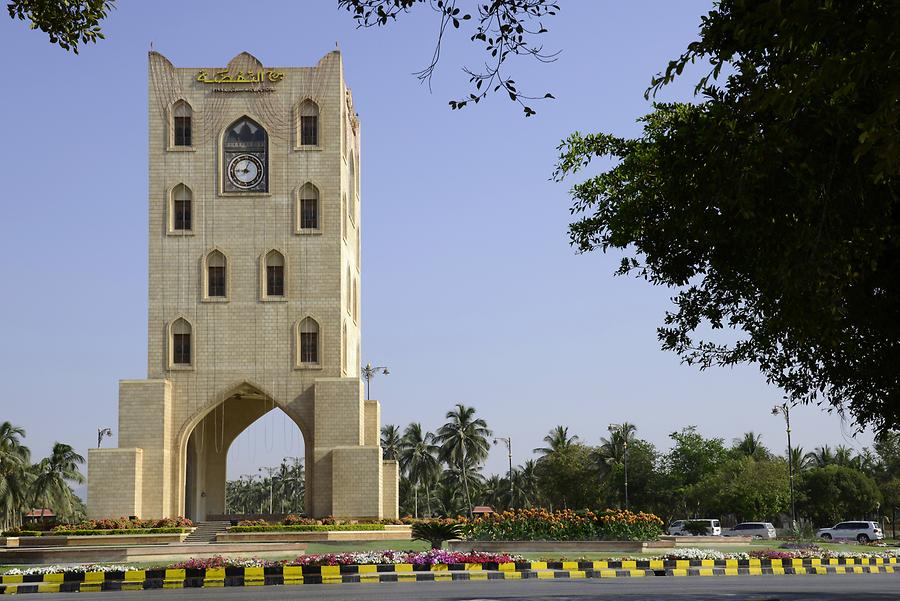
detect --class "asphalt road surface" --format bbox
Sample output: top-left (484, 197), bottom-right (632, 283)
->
top-left (35, 573), bottom-right (900, 600)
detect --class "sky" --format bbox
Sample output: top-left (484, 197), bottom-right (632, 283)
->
top-left (0, 1), bottom-right (874, 497)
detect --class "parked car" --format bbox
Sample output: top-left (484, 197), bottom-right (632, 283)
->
top-left (817, 521), bottom-right (883, 543)
top-left (667, 519), bottom-right (721, 536)
top-left (723, 522), bottom-right (777, 540)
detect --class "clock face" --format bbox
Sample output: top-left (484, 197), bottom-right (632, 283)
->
top-left (227, 154), bottom-right (264, 189)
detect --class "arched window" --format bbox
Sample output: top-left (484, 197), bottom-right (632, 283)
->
top-left (299, 318), bottom-right (319, 364)
top-left (341, 194), bottom-right (347, 239)
top-left (173, 101), bottom-right (192, 147)
top-left (171, 318), bottom-right (192, 366)
top-left (265, 250), bottom-right (285, 297)
top-left (171, 184), bottom-right (192, 232)
top-left (206, 250), bottom-right (227, 298)
top-left (298, 183), bottom-right (319, 230)
top-left (299, 100), bottom-right (319, 146)
top-left (223, 117), bottom-right (268, 193)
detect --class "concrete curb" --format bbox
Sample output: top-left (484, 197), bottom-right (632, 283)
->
top-left (0, 561), bottom-right (896, 593)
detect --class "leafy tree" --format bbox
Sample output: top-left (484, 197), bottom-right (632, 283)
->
top-left (435, 404), bottom-right (492, 516)
top-left (534, 442), bottom-right (597, 510)
top-left (339, 0), bottom-right (559, 115)
top-left (661, 427), bottom-right (728, 516)
top-left (696, 457), bottom-right (790, 523)
top-left (554, 0), bottom-right (900, 433)
top-left (380, 424), bottom-right (402, 460)
top-left (7, 0), bottom-right (114, 53)
top-left (798, 465), bottom-right (882, 527)
top-left (533, 425), bottom-right (579, 457)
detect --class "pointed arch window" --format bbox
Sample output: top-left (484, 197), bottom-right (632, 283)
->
top-left (299, 318), bottom-right (320, 365)
top-left (342, 321), bottom-right (348, 374)
top-left (346, 265), bottom-right (352, 315)
top-left (298, 183), bottom-right (319, 231)
top-left (352, 276), bottom-right (358, 323)
top-left (266, 250), bottom-right (285, 297)
top-left (170, 318), bottom-right (192, 366)
top-left (299, 100), bottom-right (319, 146)
top-left (223, 117), bottom-right (268, 193)
top-left (170, 184), bottom-right (192, 232)
top-left (206, 250), bottom-right (227, 298)
top-left (173, 101), bottom-right (192, 147)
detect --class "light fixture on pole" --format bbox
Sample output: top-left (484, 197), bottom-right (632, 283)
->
top-left (623, 436), bottom-right (629, 511)
top-left (97, 427), bottom-right (112, 449)
top-left (259, 466), bottom-right (278, 515)
top-left (493, 437), bottom-right (513, 507)
top-left (772, 401), bottom-right (797, 531)
top-left (361, 363), bottom-right (390, 400)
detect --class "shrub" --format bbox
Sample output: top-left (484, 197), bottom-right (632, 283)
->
top-left (683, 521), bottom-right (711, 536)
top-left (461, 508), bottom-right (664, 541)
top-left (228, 524), bottom-right (386, 533)
top-left (411, 521), bottom-right (463, 549)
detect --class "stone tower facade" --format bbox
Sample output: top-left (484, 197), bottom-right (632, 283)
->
top-left (87, 51), bottom-right (398, 521)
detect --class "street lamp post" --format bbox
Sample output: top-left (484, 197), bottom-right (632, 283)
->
top-left (259, 466), bottom-right (278, 515)
top-left (361, 363), bottom-right (390, 400)
top-left (240, 474), bottom-right (257, 515)
top-left (97, 427), bottom-right (112, 448)
top-left (283, 456), bottom-right (302, 513)
top-left (772, 402), bottom-right (797, 531)
top-left (623, 437), bottom-right (629, 511)
top-left (493, 437), bottom-right (513, 507)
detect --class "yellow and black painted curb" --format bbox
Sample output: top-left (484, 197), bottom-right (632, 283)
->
top-left (0, 558), bottom-right (896, 593)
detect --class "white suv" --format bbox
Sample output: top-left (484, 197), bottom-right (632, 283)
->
top-left (817, 521), bottom-right (883, 543)
top-left (667, 519), bottom-right (721, 536)
top-left (724, 522), bottom-right (777, 540)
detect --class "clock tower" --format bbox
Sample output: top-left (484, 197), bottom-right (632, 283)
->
top-left (86, 51), bottom-right (398, 521)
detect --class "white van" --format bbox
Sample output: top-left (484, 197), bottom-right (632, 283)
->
top-left (667, 519), bottom-right (722, 536)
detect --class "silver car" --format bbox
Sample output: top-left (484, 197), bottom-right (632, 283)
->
top-left (817, 521), bottom-right (883, 543)
top-left (724, 522), bottom-right (777, 540)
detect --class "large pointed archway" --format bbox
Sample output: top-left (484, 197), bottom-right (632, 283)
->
top-left (180, 382), bottom-right (310, 521)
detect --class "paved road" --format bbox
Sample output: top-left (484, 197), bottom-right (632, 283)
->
top-left (35, 573), bottom-right (900, 600)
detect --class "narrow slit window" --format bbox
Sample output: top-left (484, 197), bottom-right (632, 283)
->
top-left (207, 251), bottom-right (226, 297)
top-left (173, 101), bottom-right (192, 147)
top-left (266, 251), bottom-right (285, 297)
top-left (299, 318), bottom-right (319, 364)
top-left (299, 100), bottom-right (319, 146)
top-left (172, 319), bottom-right (192, 365)
top-left (173, 184), bottom-right (192, 231)
top-left (299, 183), bottom-right (319, 229)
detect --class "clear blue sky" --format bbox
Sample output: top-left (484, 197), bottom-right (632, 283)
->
top-left (0, 1), bottom-right (872, 492)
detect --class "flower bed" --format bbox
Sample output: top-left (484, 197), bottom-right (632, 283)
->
top-left (166, 550), bottom-right (523, 569)
top-left (54, 517), bottom-right (193, 532)
top-left (461, 508), bottom-right (664, 541)
top-left (2, 527), bottom-right (191, 537)
top-left (228, 524), bottom-right (386, 533)
top-left (2, 564), bottom-right (136, 576)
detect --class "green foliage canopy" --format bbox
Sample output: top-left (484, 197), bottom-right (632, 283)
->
top-left (7, 0), bottom-right (114, 53)
top-left (554, 0), bottom-right (900, 433)
top-left (798, 465), bottom-right (882, 526)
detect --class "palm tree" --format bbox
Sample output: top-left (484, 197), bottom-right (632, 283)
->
top-left (533, 426), bottom-right (579, 457)
top-left (398, 423), bottom-right (441, 518)
top-left (435, 404), bottom-right (492, 517)
top-left (0, 422), bottom-right (30, 530)
top-left (518, 459), bottom-right (541, 507)
top-left (381, 425), bottom-right (401, 461)
top-left (788, 446), bottom-right (815, 473)
top-left (595, 422), bottom-right (636, 474)
top-left (30, 443), bottom-right (84, 521)
top-left (733, 431), bottom-right (768, 460)
top-left (834, 445), bottom-right (854, 467)
top-left (806, 445), bottom-right (835, 468)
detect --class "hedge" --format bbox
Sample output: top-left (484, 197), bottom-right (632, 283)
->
top-left (3, 528), bottom-right (191, 537)
top-left (229, 524), bottom-right (386, 533)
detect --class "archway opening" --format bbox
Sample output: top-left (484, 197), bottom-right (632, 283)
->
top-left (183, 384), bottom-right (308, 522)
